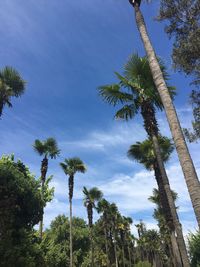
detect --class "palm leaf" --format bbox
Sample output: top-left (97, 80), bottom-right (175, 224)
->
top-left (98, 84), bottom-right (133, 106)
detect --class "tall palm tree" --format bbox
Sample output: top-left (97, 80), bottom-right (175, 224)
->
top-left (98, 54), bottom-right (189, 267)
top-left (97, 198), bottom-right (111, 267)
top-left (60, 157), bottom-right (86, 267)
top-left (33, 138), bottom-right (60, 239)
top-left (0, 66), bottom-right (25, 117)
top-left (128, 137), bottom-right (183, 266)
top-left (128, 0), bottom-right (200, 229)
top-left (83, 187), bottom-right (103, 267)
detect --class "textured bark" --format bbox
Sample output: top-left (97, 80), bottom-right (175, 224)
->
top-left (131, 1), bottom-right (200, 228)
top-left (39, 156), bottom-right (48, 239)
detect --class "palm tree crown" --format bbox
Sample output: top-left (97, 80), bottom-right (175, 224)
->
top-left (60, 157), bottom-right (86, 177)
top-left (83, 187), bottom-right (103, 211)
top-left (33, 138), bottom-right (60, 159)
top-left (0, 66), bottom-right (25, 116)
top-left (98, 54), bottom-right (175, 121)
top-left (127, 136), bottom-right (174, 170)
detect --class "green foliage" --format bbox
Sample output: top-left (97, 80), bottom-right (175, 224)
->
top-left (42, 215), bottom-right (90, 267)
top-left (0, 155), bottom-right (42, 230)
top-left (183, 90), bottom-right (200, 142)
top-left (0, 155), bottom-right (43, 267)
top-left (158, 0), bottom-right (200, 85)
top-left (42, 175), bottom-right (55, 204)
top-left (0, 66), bottom-right (25, 116)
top-left (188, 231), bottom-right (200, 267)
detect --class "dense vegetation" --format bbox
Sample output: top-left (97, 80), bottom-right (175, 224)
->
top-left (0, 0), bottom-right (200, 266)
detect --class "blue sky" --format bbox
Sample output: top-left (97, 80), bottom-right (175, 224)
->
top-left (0, 0), bottom-right (199, 236)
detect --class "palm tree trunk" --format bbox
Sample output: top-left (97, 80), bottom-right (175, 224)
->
top-left (104, 226), bottom-right (110, 267)
top-left (69, 198), bottom-right (73, 267)
top-left (130, 0), bottom-right (200, 228)
top-left (39, 178), bottom-right (44, 239)
top-left (154, 162), bottom-right (183, 267)
top-left (113, 237), bottom-right (119, 267)
top-left (113, 222), bottom-right (119, 267)
top-left (39, 156), bottom-right (48, 239)
top-left (122, 245), bottom-right (125, 267)
top-left (170, 231), bottom-right (183, 267)
top-left (69, 175), bottom-right (74, 267)
top-left (152, 134), bottom-right (189, 267)
top-left (87, 205), bottom-right (94, 267)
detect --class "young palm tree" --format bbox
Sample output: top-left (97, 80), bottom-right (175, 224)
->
top-left (33, 138), bottom-right (60, 239)
top-left (83, 187), bottom-right (103, 267)
top-left (0, 66), bottom-right (25, 117)
top-left (60, 157), bottom-right (86, 267)
top-left (128, 137), bottom-right (183, 266)
top-left (98, 54), bottom-right (189, 266)
top-left (128, 0), bottom-right (200, 229)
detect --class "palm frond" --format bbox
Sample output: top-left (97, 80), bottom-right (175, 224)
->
top-left (115, 104), bottom-right (137, 120)
top-left (33, 139), bottom-right (46, 156)
top-left (0, 66), bottom-right (25, 96)
top-left (45, 138), bottom-right (60, 159)
top-left (98, 84), bottom-right (133, 106)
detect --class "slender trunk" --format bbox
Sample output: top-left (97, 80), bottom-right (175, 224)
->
top-left (130, 1), bottom-right (200, 228)
top-left (90, 226), bottom-right (94, 267)
top-left (122, 245), bottom-right (125, 267)
top-left (104, 226), bottom-right (110, 267)
top-left (152, 134), bottom-right (189, 267)
top-left (88, 204), bottom-right (94, 267)
top-left (39, 178), bottom-right (44, 239)
top-left (113, 221), bottom-right (119, 267)
top-left (39, 156), bottom-right (48, 239)
top-left (127, 238), bottom-right (132, 267)
top-left (69, 175), bottom-right (74, 267)
top-left (69, 198), bottom-right (73, 267)
top-left (113, 237), bottom-right (119, 267)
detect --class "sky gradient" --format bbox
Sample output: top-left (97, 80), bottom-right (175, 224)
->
top-left (0, 0), bottom-right (199, 236)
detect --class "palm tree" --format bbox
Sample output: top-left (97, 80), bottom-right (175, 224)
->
top-left (83, 187), bottom-right (103, 267)
top-left (109, 203), bottom-right (120, 267)
top-left (98, 54), bottom-right (189, 266)
top-left (128, 0), bottom-right (200, 230)
top-left (97, 198), bottom-right (111, 267)
top-left (128, 137), bottom-right (183, 266)
top-left (0, 66), bottom-right (25, 117)
top-left (60, 157), bottom-right (86, 267)
top-left (33, 138), bottom-right (60, 239)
